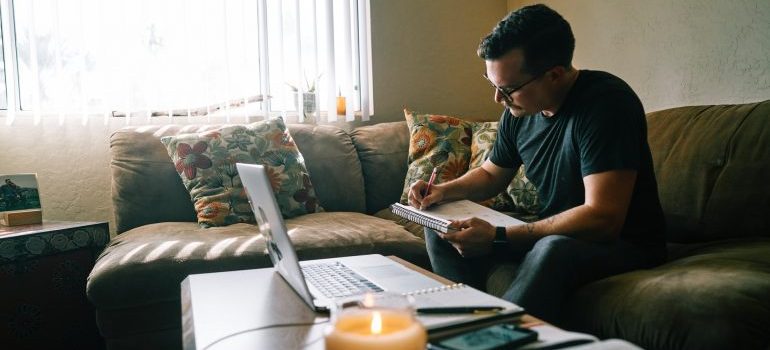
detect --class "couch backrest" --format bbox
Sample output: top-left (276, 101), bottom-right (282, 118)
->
top-left (110, 123), bottom-right (365, 233)
top-left (350, 121), bottom-right (410, 214)
top-left (647, 100), bottom-right (770, 243)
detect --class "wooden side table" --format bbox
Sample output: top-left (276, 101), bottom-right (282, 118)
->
top-left (0, 221), bottom-right (109, 350)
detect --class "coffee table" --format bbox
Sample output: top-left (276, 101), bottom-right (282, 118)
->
top-left (181, 256), bottom-right (543, 350)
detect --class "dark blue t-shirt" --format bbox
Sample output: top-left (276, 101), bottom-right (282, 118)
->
top-left (489, 70), bottom-right (665, 246)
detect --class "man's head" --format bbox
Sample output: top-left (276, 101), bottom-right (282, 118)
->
top-left (478, 4), bottom-right (576, 117)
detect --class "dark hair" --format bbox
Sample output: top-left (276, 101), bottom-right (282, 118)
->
top-left (477, 4), bottom-right (575, 75)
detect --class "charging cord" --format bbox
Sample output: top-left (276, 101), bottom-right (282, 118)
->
top-left (202, 318), bottom-right (330, 350)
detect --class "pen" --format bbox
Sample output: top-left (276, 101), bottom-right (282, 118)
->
top-left (416, 306), bottom-right (504, 314)
top-left (423, 166), bottom-right (439, 197)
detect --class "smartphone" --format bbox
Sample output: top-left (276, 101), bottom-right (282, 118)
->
top-left (429, 324), bottom-right (538, 350)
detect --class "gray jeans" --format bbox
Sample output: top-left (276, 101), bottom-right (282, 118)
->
top-left (424, 228), bottom-right (665, 322)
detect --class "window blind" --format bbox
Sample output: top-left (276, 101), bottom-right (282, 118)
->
top-left (2, 0), bottom-right (372, 126)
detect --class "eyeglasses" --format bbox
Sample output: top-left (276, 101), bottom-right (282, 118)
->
top-left (482, 70), bottom-right (547, 103)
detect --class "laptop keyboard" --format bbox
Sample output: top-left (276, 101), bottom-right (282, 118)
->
top-left (302, 262), bottom-right (384, 298)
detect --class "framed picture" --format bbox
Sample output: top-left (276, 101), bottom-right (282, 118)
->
top-left (0, 173), bottom-right (41, 213)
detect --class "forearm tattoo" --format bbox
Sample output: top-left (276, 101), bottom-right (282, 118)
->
top-left (526, 222), bottom-right (535, 235)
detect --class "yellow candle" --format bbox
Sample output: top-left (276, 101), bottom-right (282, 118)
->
top-left (336, 95), bottom-right (347, 116)
top-left (325, 309), bottom-right (426, 350)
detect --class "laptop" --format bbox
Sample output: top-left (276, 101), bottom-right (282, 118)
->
top-left (236, 163), bottom-right (443, 312)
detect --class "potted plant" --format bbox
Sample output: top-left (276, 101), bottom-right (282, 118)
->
top-left (287, 72), bottom-right (322, 124)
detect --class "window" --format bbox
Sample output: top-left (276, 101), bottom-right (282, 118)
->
top-left (1, 0), bottom-right (372, 124)
top-left (0, 15), bottom-right (6, 110)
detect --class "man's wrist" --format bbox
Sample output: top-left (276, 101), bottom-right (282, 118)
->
top-left (492, 226), bottom-right (508, 254)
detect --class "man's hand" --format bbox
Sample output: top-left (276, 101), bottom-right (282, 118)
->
top-left (408, 180), bottom-right (445, 210)
top-left (441, 217), bottom-right (496, 257)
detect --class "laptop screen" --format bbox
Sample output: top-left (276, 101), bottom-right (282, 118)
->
top-left (236, 163), bottom-right (318, 309)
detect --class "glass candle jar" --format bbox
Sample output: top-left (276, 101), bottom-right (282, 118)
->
top-left (324, 292), bottom-right (426, 350)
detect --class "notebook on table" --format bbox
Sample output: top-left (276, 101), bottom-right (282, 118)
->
top-left (390, 200), bottom-right (525, 233)
top-left (236, 163), bottom-right (524, 335)
top-left (406, 283), bottom-right (524, 338)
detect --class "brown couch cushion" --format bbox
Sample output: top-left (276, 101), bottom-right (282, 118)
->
top-left (87, 212), bottom-right (429, 344)
top-left (647, 100), bottom-right (770, 242)
top-left (110, 123), bottom-right (366, 233)
top-left (562, 238), bottom-right (770, 350)
top-left (289, 124), bottom-right (367, 213)
top-left (350, 121), bottom-right (411, 214)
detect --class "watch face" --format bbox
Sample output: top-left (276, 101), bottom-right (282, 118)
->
top-left (495, 227), bottom-right (507, 243)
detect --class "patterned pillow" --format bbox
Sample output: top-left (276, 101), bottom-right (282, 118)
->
top-left (470, 122), bottom-right (516, 211)
top-left (160, 118), bottom-right (323, 228)
top-left (471, 121), bottom-right (540, 215)
top-left (400, 109), bottom-right (473, 204)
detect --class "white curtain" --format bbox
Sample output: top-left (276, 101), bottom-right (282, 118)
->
top-left (3, 0), bottom-right (372, 126)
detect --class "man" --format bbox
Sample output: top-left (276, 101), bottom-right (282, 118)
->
top-left (1, 179), bottom-right (22, 208)
top-left (408, 4), bottom-right (666, 322)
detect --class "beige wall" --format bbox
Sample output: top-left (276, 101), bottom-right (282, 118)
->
top-left (370, 0), bottom-right (507, 122)
top-left (0, 0), bottom-right (508, 234)
top-left (508, 0), bottom-right (770, 112)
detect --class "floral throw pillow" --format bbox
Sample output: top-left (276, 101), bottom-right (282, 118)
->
top-left (471, 121), bottom-right (540, 215)
top-left (470, 122), bottom-right (516, 211)
top-left (400, 109), bottom-right (473, 204)
top-left (160, 118), bottom-right (323, 228)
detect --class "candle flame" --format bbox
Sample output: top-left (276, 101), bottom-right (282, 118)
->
top-left (371, 311), bottom-right (382, 334)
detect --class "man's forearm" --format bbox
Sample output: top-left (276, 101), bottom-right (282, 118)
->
top-left (509, 204), bottom-right (624, 243)
top-left (439, 167), bottom-right (510, 202)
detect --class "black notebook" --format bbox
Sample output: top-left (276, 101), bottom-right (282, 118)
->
top-left (390, 200), bottom-right (525, 233)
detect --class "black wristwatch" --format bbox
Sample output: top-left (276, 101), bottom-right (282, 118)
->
top-left (493, 226), bottom-right (508, 252)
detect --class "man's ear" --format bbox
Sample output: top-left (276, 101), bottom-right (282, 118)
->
top-left (546, 66), bottom-right (567, 82)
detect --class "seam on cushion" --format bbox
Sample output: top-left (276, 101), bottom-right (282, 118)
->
top-left (658, 106), bottom-right (711, 168)
top-left (700, 102), bottom-right (762, 228)
top-left (697, 104), bottom-right (758, 234)
top-left (692, 107), bottom-right (731, 227)
top-left (723, 102), bottom-right (761, 161)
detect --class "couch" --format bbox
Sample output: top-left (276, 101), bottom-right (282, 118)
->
top-left (87, 100), bottom-right (770, 350)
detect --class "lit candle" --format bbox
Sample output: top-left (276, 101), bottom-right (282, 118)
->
top-left (325, 309), bottom-right (427, 350)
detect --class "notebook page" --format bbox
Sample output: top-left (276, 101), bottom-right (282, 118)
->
top-left (406, 284), bottom-right (524, 331)
top-left (424, 200), bottom-right (525, 227)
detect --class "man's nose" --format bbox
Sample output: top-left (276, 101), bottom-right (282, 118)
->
top-left (493, 89), bottom-right (505, 104)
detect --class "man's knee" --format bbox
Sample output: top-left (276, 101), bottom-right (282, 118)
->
top-left (424, 228), bottom-right (440, 246)
top-left (424, 228), bottom-right (450, 253)
top-left (528, 235), bottom-right (580, 263)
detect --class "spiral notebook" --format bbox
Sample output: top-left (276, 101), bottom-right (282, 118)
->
top-left (405, 283), bottom-right (525, 338)
top-left (391, 200), bottom-right (525, 233)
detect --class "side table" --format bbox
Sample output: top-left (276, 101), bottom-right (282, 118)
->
top-left (0, 221), bottom-right (109, 350)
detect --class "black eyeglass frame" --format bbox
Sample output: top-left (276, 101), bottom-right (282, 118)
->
top-left (482, 69), bottom-right (550, 102)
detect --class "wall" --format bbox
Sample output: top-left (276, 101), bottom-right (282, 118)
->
top-left (0, 0), bottom-right (508, 234)
top-left (508, 0), bottom-right (770, 112)
top-left (370, 0), bottom-right (507, 122)
top-left (0, 118), bottom-right (114, 229)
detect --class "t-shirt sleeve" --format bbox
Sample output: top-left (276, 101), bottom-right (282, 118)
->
top-left (489, 109), bottom-right (523, 169)
top-left (576, 92), bottom-right (645, 177)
